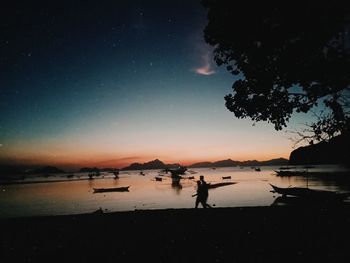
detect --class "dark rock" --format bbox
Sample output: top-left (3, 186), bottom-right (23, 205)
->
top-left (289, 134), bottom-right (350, 165)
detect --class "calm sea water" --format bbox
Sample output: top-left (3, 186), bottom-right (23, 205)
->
top-left (1, 165), bottom-right (349, 218)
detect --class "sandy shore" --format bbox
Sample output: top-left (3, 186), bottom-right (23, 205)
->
top-left (1, 205), bottom-right (350, 262)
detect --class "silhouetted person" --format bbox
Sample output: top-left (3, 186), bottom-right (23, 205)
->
top-left (193, 177), bottom-right (211, 208)
top-left (193, 180), bottom-right (203, 208)
top-left (199, 175), bottom-right (211, 208)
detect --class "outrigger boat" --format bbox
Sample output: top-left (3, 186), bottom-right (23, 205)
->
top-left (270, 184), bottom-right (350, 201)
top-left (93, 186), bottom-right (130, 193)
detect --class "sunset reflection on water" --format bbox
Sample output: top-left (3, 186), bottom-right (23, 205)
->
top-left (0, 165), bottom-right (349, 218)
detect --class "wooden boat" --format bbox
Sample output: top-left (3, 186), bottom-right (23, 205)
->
top-left (208, 182), bottom-right (236, 189)
top-left (183, 176), bottom-right (195, 180)
top-left (171, 175), bottom-right (181, 183)
top-left (270, 184), bottom-right (350, 201)
top-left (222, 176), bottom-right (232, 180)
top-left (93, 186), bottom-right (130, 193)
top-left (155, 177), bottom-right (163, 181)
top-left (278, 166), bottom-right (296, 170)
top-left (274, 170), bottom-right (307, 176)
top-left (255, 167), bottom-right (261, 172)
top-left (113, 172), bottom-right (119, 179)
top-left (166, 166), bottom-right (187, 177)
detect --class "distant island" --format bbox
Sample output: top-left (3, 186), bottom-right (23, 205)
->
top-left (188, 158), bottom-right (289, 168)
top-left (121, 158), bottom-right (289, 171)
top-left (121, 159), bottom-right (181, 171)
top-left (1, 143), bottom-right (349, 179)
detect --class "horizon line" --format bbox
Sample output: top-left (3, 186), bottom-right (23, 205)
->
top-left (0, 156), bottom-right (289, 171)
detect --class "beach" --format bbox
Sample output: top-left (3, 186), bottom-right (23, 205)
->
top-left (1, 205), bottom-right (349, 262)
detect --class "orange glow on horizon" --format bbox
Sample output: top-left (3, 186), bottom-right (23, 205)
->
top-left (0, 126), bottom-right (292, 170)
top-left (0, 151), bottom-right (290, 170)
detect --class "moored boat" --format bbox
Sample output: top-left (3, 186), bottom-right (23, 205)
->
top-left (274, 170), bottom-right (308, 176)
top-left (278, 166), bottom-right (297, 170)
top-left (208, 182), bottom-right (236, 189)
top-left (270, 184), bottom-right (350, 201)
top-left (165, 166), bottom-right (187, 177)
top-left (93, 186), bottom-right (130, 193)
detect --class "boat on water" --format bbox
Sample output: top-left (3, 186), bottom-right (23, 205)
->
top-left (278, 166), bottom-right (296, 170)
top-left (274, 170), bottom-right (308, 176)
top-left (93, 186), bottom-right (130, 193)
top-left (113, 172), bottom-right (119, 179)
top-left (155, 177), bottom-right (163, 181)
top-left (270, 184), bottom-right (350, 201)
top-left (255, 167), bottom-right (261, 172)
top-left (208, 182), bottom-right (236, 189)
top-left (222, 176), bottom-right (232, 180)
top-left (166, 166), bottom-right (187, 177)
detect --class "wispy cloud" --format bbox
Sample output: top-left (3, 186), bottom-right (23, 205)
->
top-left (194, 43), bottom-right (216, 76)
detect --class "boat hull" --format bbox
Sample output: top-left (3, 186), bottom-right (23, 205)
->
top-left (209, 182), bottom-right (236, 189)
top-left (93, 186), bottom-right (130, 193)
top-left (270, 184), bottom-right (350, 201)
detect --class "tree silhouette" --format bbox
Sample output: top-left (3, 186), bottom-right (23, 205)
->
top-left (202, 0), bottom-right (350, 142)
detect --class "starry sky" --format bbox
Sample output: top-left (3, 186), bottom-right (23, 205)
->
top-left (0, 1), bottom-right (313, 169)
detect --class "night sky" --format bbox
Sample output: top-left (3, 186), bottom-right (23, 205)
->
top-left (0, 1), bottom-right (312, 169)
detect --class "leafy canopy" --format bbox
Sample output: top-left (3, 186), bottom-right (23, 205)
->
top-left (202, 0), bottom-right (350, 141)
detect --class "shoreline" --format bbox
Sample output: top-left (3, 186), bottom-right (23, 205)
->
top-left (1, 205), bottom-right (350, 262)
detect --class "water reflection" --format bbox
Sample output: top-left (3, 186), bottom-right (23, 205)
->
top-left (0, 165), bottom-right (349, 218)
top-left (171, 178), bottom-right (183, 194)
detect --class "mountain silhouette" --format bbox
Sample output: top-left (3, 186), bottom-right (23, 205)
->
top-left (122, 159), bottom-right (181, 170)
top-left (122, 158), bottom-right (289, 170)
top-left (189, 158), bottom-right (288, 168)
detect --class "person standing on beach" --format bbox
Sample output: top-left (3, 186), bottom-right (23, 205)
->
top-left (194, 180), bottom-right (204, 208)
top-left (199, 175), bottom-right (211, 208)
top-left (193, 176), bottom-right (211, 208)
